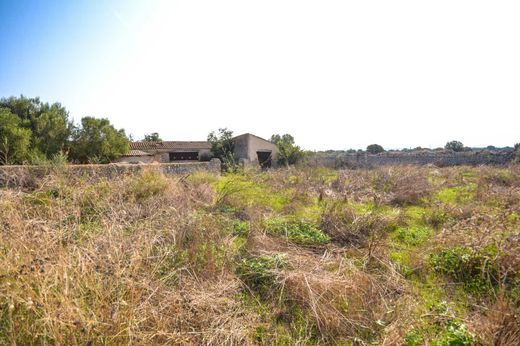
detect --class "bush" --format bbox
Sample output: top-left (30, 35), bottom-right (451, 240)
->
top-left (270, 134), bottom-right (306, 166)
top-left (366, 144), bottom-right (384, 154)
top-left (445, 140), bottom-right (464, 152)
top-left (126, 170), bottom-right (169, 201)
top-left (430, 246), bottom-right (499, 294)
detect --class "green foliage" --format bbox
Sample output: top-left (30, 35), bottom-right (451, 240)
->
top-left (515, 143), bottom-right (520, 162)
top-left (435, 185), bottom-right (475, 205)
top-left (430, 246), bottom-right (498, 294)
top-left (405, 321), bottom-right (474, 346)
top-left (265, 217), bottom-right (330, 245)
top-left (237, 254), bottom-right (287, 292)
top-left (143, 132), bottom-right (162, 142)
top-left (208, 128), bottom-right (236, 171)
top-left (215, 174), bottom-right (290, 212)
top-left (392, 226), bottom-right (431, 246)
top-left (232, 220), bottom-right (250, 237)
top-left (0, 95), bottom-right (73, 158)
top-left (0, 107), bottom-right (32, 164)
top-left (270, 134), bottom-right (306, 166)
top-left (445, 140), bottom-right (464, 152)
top-left (69, 116), bottom-right (129, 163)
top-left (366, 144), bottom-right (385, 154)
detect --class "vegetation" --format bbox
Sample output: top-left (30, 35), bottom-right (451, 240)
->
top-left (208, 128), bottom-right (236, 171)
top-left (0, 95), bottom-right (129, 164)
top-left (366, 143), bottom-right (385, 154)
top-left (270, 133), bottom-right (306, 166)
top-left (1, 165), bottom-right (518, 344)
top-left (0, 107), bottom-right (32, 164)
top-left (143, 132), bottom-right (162, 142)
top-left (445, 140), bottom-right (464, 152)
top-left (69, 117), bottom-right (129, 164)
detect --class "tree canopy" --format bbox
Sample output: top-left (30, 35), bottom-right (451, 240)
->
top-left (0, 96), bottom-right (130, 165)
top-left (208, 128), bottom-right (235, 170)
top-left (366, 144), bottom-right (385, 154)
top-left (0, 108), bottom-right (32, 164)
top-left (445, 140), bottom-right (464, 152)
top-left (144, 132), bottom-right (162, 142)
top-left (0, 95), bottom-right (73, 158)
top-left (270, 134), bottom-right (305, 166)
top-left (69, 117), bottom-right (129, 164)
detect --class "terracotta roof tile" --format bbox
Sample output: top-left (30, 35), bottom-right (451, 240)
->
top-left (130, 141), bottom-right (211, 151)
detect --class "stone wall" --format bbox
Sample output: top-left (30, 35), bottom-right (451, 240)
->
top-left (308, 150), bottom-right (515, 169)
top-left (0, 159), bottom-right (221, 189)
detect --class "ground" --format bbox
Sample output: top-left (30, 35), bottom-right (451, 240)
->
top-left (0, 165), bottom-right (519, 345)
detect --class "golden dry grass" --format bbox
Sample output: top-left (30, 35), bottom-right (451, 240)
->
top-left (0, 165), bottom-right (519, 345)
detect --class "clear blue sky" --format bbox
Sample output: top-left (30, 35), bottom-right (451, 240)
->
top-left (1, 1), bottom-right (519, 150)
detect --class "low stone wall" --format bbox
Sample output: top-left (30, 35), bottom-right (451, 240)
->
top-left (308, 150), bottom-right (515, 169)
top-left (0, 159), bottom-right (221, 189)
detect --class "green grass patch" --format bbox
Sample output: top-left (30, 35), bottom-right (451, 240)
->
top-left (430, 246), bottom-right (499, 295)
top-left (264, 217), bottom-right (330, 245)
top-left (435, 185), bottom-right (475, 205)
top-left (215, 174), bottom-right (291, 211)
top-left (392, 226), bottom-right (431, 246)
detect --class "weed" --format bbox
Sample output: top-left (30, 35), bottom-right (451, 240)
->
top-left (393, 226), bottom-right (431, 246)
top-left (237, 254), bottom-right (287, 292)
top-left (232, 220), bottom-right (250, 237)
top-left (126, 170), bottom-right (168, 201)
top-left (264, 218), bottom-right (330, 245)
top-left (430, 246), bottom-right (499, 294)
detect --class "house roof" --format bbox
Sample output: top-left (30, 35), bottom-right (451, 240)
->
top-left (123, 150), bottom-right (153, 157)
top-left (130, 141), bottom-right (211, 151)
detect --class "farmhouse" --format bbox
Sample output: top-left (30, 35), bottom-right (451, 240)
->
top-left (118, 133), bottom-right (277, 167)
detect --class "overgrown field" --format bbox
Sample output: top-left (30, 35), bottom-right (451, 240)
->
top-left (1, 165), bottom-right (519, 345)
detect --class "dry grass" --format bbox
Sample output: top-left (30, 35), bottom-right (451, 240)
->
top-left (1, 165), bottom-right (519, 345)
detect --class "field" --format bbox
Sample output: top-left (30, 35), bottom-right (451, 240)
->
top-left (1, 165), bottom-right (519, 345)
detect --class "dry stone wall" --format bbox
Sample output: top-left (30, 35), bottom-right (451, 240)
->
top-left (0, 159), bottom-right (221, 189)
top-left (309, 150), bottom-right (515, 169)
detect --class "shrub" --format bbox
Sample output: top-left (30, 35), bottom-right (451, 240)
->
top-left (264, 218), bottom-right (330, 245)
top-left (445, 140), bottom-right (464, 152)
top-left (126, 170), bottom-right (169, 201)
top-left (366, 144), bottom-right (384, 154)
top-left (430, 246), bottom-right (499, 294)
top-left (270, 134), bottom-right (306, 166)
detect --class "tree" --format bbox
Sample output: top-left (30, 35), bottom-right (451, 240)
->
top-left (0, 108), bottom-right (32, 164)
top-left (366, 144), bottom-right (385, 154)
top-left (445, 140), bottom-right (464, 152)
top-left (515, 143), bottom-right (520, 163)
top-left (69, 117), bottom-right (129, 163)
top-left (144, 132), bottom-right (162, 142)
top-left (208, 128), bottom-right (235, 170)
top-left (0, 95), bottom-right (73, 158)
top-left (270, 134), bottom-right (305, 166)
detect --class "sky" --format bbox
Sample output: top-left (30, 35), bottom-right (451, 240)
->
top-left (1, 0), bottom-right (519, 150)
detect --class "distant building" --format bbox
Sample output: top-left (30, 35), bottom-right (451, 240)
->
top-left (118, 133), bottom-right (277, 168)
top-left (116, 150), bottom-right (154, 164)
top-left (233, 133), bottom-right (277, 168)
